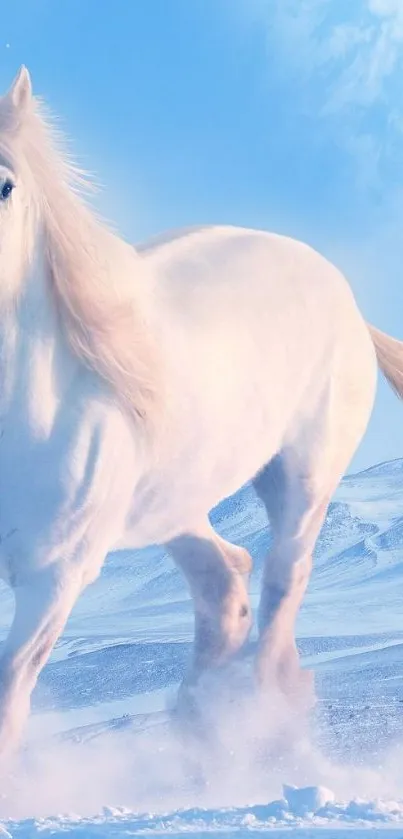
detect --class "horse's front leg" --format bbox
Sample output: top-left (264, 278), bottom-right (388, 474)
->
top-left (0, 562), bottom-right (84, 758)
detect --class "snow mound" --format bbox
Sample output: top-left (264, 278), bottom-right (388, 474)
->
top-left (4, 786), bottom-right (403, 836)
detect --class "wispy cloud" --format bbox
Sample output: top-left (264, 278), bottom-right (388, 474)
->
top-left (257, 0), bottom-right (403, 187)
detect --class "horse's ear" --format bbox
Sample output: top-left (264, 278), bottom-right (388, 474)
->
top-left (7, 66), bottom-right (32, 113)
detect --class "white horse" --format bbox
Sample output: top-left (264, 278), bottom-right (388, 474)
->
top-left (0, 65), bottom-right (400, 755)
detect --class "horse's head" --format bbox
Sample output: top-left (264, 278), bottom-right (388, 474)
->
top-left (0, 67), bottom-right (38, 300)
top-left (0, 67), bottom-right (161, 425)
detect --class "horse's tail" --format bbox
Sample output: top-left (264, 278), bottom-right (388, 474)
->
top-left (368, 323), bottom-right (403, 400)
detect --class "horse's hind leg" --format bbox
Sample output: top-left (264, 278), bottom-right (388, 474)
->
top-left (167, 525), bottom-right (252, 682)
top-left (253, 320), bottom-right (376, 707)
top-left (253, 453), bottom-right (332, 706)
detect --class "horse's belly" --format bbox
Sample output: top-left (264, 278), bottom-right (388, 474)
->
top-left (123, 349), bottom-right (329, 549)
top-left (121, 393), bottom-right (285, 548)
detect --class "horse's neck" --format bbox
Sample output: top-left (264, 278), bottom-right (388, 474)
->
top-left (0, 241), bottom-right (79, 429)
top-left (0, 216), bottom-right (158, 434)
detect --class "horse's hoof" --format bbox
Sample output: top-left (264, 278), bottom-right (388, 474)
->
top-left (255, 657), bottom-right (317, 715)
top-left (171, 682), bottom-right (203, 730)
top-left (279, 667), bottom-right (316, 713)
top-left (299, 668), bottom-right (316, 710)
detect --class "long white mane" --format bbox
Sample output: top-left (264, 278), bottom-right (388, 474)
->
top-left (0, 69), bottom-right (160, 426)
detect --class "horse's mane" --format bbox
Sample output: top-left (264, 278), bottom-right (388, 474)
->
top-left (0, 94), bottom-right (161, 428)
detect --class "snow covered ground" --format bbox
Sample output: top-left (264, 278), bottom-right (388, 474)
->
top-left (2, 459), bottom-right (403, 836)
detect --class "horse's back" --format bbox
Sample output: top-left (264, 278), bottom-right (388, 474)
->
top-left (140, 224), bottom-right (347, 293)
top-left (143, 224), bottom-right (368, 390)
top-left (121, 225), bottom-right (376, 547)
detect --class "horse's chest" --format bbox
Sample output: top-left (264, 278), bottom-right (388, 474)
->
top-left (0, 424), bottom-right (68, 546)
top-left (0, 432), bottom-right (65, 580)
top-left (124, 416), bottom-right (279, 547)
top-left (0, 401), bottom-right (137, 571)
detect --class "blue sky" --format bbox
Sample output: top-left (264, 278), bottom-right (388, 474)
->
top-left (1, 0), bottom-right (403, 471)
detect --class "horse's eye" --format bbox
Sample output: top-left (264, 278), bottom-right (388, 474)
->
top-left (0, 181), bottom-right (14, 201)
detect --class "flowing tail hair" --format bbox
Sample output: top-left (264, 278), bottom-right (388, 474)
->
top-left (368, 324), bottom-right (403, 400)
